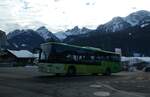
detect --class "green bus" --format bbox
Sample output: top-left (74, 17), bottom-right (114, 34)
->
top-left (37, 42), bottom-right (121, 76)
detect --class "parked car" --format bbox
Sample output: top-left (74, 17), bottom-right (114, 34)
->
top-left (144, 66), bottom-right (150, 72)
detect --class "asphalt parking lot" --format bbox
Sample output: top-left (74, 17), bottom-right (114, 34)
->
top-left (0, 66), bottom-right (150, 97)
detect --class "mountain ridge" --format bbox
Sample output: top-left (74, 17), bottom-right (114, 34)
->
top-left (5, 10), bottom-right (150, 55)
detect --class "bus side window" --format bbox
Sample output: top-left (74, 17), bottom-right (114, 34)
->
top-left (85, 56), bottom-right (90, 60)
top-left (91, 56), bottom-right (95, 60)
top-left (99, 56), bottom-right (103, 60)
top-left (73, 55), bottom-right (78, 61)
top-left (106, 56), bottom-right (109, 60)
top-left (79, 56), bottom-right (82, 60)
top-left (82, 56), bottom-right (85, 60)
top-left (95, 56), bottom-right (98, 60)
top-left (97, 56), bottom-right (101, 60)
top-left (111, 55), bottom-right (120, 61)
top-left (66, 54), bottom-right (71, 58)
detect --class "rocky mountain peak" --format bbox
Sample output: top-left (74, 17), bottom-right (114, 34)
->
top-left (36, 26), bottom-right (60, 42)
top-left (125, 10), bottom-right (150, 26)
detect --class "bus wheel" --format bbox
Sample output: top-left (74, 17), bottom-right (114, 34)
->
top-left (92, 73), bottom-right (98, 76)
top-left (67, 66), bottom-right (76, 76)
top-left (103, 68), bottom-right (111, 76)
top-left (55, 73), bottom-right (60, 76)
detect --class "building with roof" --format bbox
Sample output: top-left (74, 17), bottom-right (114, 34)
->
top-left (0, 49), bottom-right (36, 67)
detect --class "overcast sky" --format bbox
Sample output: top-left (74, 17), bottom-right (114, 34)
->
top-left (0, 0), bottom-right (150, 33)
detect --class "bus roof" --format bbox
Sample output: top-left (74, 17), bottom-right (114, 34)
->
top-left (41, 42), bottom-right (120, 55)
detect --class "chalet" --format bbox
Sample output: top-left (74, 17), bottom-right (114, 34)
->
top-left (0, 50), bottom-right (36, 66)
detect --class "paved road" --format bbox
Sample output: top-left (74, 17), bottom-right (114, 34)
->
top-left (0, 66), bottom-right (150, 97)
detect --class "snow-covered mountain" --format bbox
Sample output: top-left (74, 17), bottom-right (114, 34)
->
top-left (97, 17), bottom-right (131, 32)
top-left (55, 26), bottom-right (91, 40)
top-left (7, 29), bottom-right (45, 51)
top-left (7, 26), bottom-right (61, 50)
top-left (96, 10), bottom-right (150, 33)
top-left (36, 26), bottom-right (60, 41)
top-left (7, 29), bottom-right (23, 39)
top-left (55, 10), bottom-right (150, 39)
top-left (125, 10), bottom-right (150, 26)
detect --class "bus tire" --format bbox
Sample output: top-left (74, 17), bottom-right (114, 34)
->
top-left (55, 73), bottom-right (60, 76)
top-left (103, 68), bottom-right (111, 76)
top-left (92, 73), bottom-right (98, 76)
top-left (67, 66), bottom-right (76, 76)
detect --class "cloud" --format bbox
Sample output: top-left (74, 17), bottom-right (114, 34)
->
top-left (0, 0), bottom-right (150, 33)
